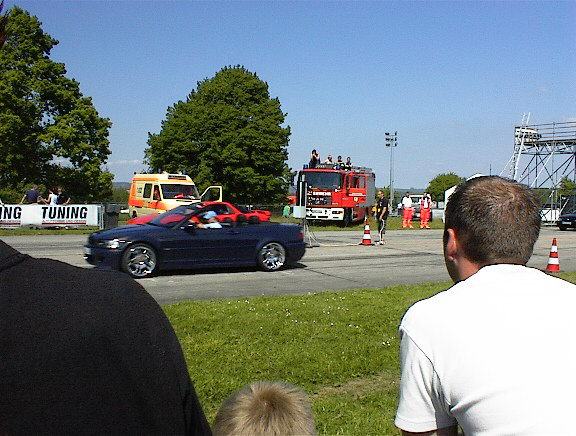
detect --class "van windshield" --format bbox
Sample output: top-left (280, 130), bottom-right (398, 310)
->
top-left (161, 184), bottom-right (200, 200)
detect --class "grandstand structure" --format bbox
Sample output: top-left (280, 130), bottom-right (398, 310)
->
top-left (502, 114), bottom-right (576, 218)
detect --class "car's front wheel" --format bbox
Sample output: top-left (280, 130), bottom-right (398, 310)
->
top-left (257, 242), bottom-right (286, 271)
top-left (558, 225), bottom-right (567, 231)
top-left (122, 243), bottom-right (157, 278)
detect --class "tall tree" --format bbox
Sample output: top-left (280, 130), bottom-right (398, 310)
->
top-left (146, 66), bottom-right (291, 204)
top-left (426, 172), bottom-right (465, 201)
top-left (0, 7), bottom-right (113, 202)
top-left (559, 176), bottom-right (576, 196)
top-left (0, 1), bottom-right (9, 48)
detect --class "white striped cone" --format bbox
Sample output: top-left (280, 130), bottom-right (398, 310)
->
top-left (360, 217), bottom-right (374, 246)
top-left (546, 238), bottom-right (560, 273)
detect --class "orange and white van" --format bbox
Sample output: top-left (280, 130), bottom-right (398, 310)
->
top-left (128, 173), bottom-right (222, 218)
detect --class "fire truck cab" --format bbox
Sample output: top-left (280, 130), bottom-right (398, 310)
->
top-left (298, 164), bottom-right (376, 225)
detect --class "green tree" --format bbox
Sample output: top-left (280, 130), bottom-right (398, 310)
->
top-left (559, 176), bottom-right (576, 196)
top-left (0, 7), bottom-right (113, 202)
top-left (426, 172), bottom-right (465, 202)
top-left (146, 66), bottom-right (291, 204)
top-left (111, 185), bottom-right (129, 203)
top-left (0, 1), bottom-right (9, 48)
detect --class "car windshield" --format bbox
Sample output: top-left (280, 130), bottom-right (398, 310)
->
top-left (236, 205), bottom-right (250, 213)
top-left (161, 184), bottom-right (200, 200)
top-left (149, 204), bottom-right (204, 227)
top-left (303, 171), bottom-right (342, 189)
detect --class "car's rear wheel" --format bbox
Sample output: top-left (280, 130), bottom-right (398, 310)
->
top-left (248, 215), bottom-right (261, 224)
top-left (257, 242), bottom-right (286, 271)
top-left (122, 243), bottom-right (157, 278)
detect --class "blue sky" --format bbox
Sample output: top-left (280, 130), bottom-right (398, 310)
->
top-left (9, 0), bottom-right (576, 187)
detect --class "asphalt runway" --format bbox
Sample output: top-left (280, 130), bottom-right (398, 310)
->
top-left (2, 226), bottom-right (575, 305)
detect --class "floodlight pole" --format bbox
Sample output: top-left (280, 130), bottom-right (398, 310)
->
top-left (385, 131), bottom-right (398, 210)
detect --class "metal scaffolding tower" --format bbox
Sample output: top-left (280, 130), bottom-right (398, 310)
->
top-left (502, 116), bottom-right (576, 218)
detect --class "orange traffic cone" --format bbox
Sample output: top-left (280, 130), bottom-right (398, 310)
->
top-left (359, 216), bottom-right (374, 246)
top-left (546, 238), bottom-right (560, 273)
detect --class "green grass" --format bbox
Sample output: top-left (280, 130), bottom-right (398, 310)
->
top-left (0, 227), bottom-right (99, 236)
top-left (162, 273), bottom-right (575, 435)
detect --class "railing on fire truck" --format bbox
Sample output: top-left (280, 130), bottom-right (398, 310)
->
top-left (307, 163), bottom-right (373, 173)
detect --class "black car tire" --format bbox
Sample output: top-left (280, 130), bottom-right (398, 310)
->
top-left (558, 225), bottom-right (567, 231)
top-left (121, 243), bottom-right (158, 278)
top-left (257, 242), bottom-right (286, 272)
top-left (223, 217), bottom-right (233, 223)
top-left (248, 215), bottom-right (261, 224)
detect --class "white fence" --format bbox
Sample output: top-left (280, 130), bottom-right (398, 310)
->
top-left (0, 204), bottom-right (103, 228)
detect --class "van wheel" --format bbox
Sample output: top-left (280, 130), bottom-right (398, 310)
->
top-left (132, 211), bottom-right (137, 218)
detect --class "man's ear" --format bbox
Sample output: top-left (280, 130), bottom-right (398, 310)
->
top-left (443, 227), bottom-right (461, 282)
top-left (444, 228), bottom-right (458, 261)
top-left (444, 227), bottom-right (479, 282)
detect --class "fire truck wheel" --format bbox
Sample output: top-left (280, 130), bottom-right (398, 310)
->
top-left (257, 242), bottom-right (286, 271)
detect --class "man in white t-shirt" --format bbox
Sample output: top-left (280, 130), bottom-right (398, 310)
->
top-left (395, 176), bottom-right (576, 435)
top-left (401, 192), bottom-right (413, 229)
top-left (196, 210), bottom-right (222, 229)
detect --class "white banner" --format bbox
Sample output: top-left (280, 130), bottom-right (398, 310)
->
top-left (0, 204), bottom-right (102, 228)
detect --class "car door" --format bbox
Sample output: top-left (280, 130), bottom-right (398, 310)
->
top-left (225, 223), bottom-right (261, 262)
top-left (192, 221), bottom-right (261, 264)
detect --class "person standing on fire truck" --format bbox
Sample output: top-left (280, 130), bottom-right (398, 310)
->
top-left (419, 192), bottom-right (432, 229)
top-left (309, 149), bottom-right (320, 168)
top-left (401, 192), bottom-right (414, 229)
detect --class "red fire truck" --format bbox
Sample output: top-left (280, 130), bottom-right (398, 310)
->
top-left (296, 164), bottom-right (376, 225)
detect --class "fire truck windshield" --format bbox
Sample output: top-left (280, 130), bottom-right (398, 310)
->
top-left (303, 172), bottom-right (342, 190)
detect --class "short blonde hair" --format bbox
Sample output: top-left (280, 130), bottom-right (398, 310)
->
top-left (212, 381), bottom-right (316, 436)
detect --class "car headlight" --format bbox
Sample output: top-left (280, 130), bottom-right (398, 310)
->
top-left (103, 238), bottom-right (123, 249)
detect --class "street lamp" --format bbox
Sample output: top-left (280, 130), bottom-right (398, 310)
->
top-left (385, 131), bottom-right (398, 210)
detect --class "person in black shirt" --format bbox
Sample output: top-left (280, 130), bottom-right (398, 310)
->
top-left (375, 190), bottom-right (389, 245)
top-left (309, 149), bottom-right (319, 168)
top-left (56, 186), bottom-right (70, 205)
top-left (0, 239), bottom-right (211, 435)
top-left (344, 156), bottom-right (352, 171)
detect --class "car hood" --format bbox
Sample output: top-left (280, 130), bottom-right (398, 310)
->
top-left (559, 213), bottom-right (576, 219)
top-left (89, 224), bottom-right (166, 240)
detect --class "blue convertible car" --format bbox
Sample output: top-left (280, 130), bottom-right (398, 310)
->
top-left (84, 205), bottom-right (306, 278)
